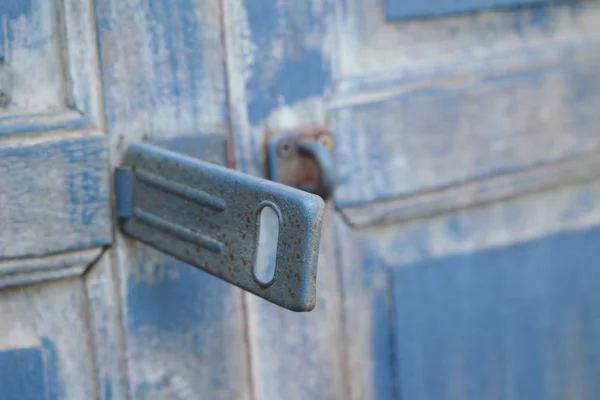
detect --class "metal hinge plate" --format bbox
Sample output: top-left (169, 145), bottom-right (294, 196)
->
top-left (114, 140), bottom-right (325, 311)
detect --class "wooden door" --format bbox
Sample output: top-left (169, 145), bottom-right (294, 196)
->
top-left (225, 0), bottom-right (600, 399)
top-left (0, 1), bottom-right (114, 398)
top-left (3, 0), bottom-right (599, 399)
top-left (327, 0), bottom-right (600, 399)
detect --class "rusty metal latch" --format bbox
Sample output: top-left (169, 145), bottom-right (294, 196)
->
top-left (267, 127), bottom-right (336, 199)
top-left (114, 138), bottom-right (325, 312)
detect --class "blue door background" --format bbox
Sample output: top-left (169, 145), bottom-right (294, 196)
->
top-left (1, 0), bottom-right (599, 399)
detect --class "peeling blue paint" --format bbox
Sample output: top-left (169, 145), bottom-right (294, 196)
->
top-left (243, 1), bottom-right (331, 125)
top-left (391, 225), bottom-right (600, 399)
top-left (0, 338), bottom-right (59, 400)
top-left (2, 0), bottom-right (33, 20)
top-left (126, 257), bottom-right (229, 333)
top-left (334, 58), bottom-right (600, 208)
top-left (246, 49), bottom-right (329, 125)
top-left (146, 0), bottom-right (202, 112)
top-left (102, 377), bottom-right (113, 400)
top-left (372, 288), bottom-right (396, 400)
top-left (0, 135), bottom-right (111, 259)
top-left (2, 0), bottom-right (48, 50)
top-left (41, 337), bottom-right (60, 400)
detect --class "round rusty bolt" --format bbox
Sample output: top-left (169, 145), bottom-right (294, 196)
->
top-left (277, 138), bottom-right (296, 159)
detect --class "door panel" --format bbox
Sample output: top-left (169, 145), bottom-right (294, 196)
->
top-left (0, 0), bottom-right (118, 398)
top-left (339, 180), bottom-right (600, 399)
top-left (0, 279), bottom-right (97, 399)
top-left (331, 2), bottom-right (600, 398)
top-left (0, 137), bottom-right (109, 260)
top-left (391, 226), bottom-right (600, 400)
top-left (0, 0), bottom-right (110, 260)
top-left (0, 0), bottom-right (103, 132)
top-left (1, 0), bottom-right (67, 116)
top-left (332, 1), bottom-right (600, 210)
top-left (333, 59), bottom-right (600, 208)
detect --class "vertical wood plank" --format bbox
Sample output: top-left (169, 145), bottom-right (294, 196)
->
top-left (94, 0), bottom-right (251, 398)
top-left (223, 0), bottom-right (347, 398)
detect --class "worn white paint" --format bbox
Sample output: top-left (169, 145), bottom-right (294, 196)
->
top-left (0, 278), bottom-right (97, 399)
top-left (336, 0), bottom-right (600, 77)
top-left (223, 1), bottom-right (347, 399)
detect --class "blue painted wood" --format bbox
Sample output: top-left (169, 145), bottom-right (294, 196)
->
top-left (391, 225), bottom-right (600, 399)
top-left (0, 0), bottom-right (103, 132)
top-left (226, 0), bottom-right (347, 398)
top-left (0, 135), bottom-right (111, 259)
top-left (332, 58), bottom-right (600, 209)
top-left (85, 255), bottom-right (128, 400)
top-left (0, 1), bottom-right (113, 398)
top-left (229, 0), bottom-right (333, 175)
top-left (0, 279), bottom-right (97, 399)
top-left (0, 346), bottom-right (53, 400)
top-left (337, 182), bottom-right (600, 399)
top-left (95, 0), bottom-right (250, 397)
top-left (386, 0), bottom-right (566, 20)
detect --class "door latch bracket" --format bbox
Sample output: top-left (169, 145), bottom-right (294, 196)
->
top-left (114, 139), bottom-right (325, 311)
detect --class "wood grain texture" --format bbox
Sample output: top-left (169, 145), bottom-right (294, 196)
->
top-left (85, 254), bottom-right (128, 400)
top-left (0, 0), bottom-right (110, 263)
top-left (0, 0), bottom-right (67, 116)
top-left (391, 225), bottom-right (600, 400)
top-left (0, 134), bottom-right (111, 259)
top-left (223, 0), bottom-right (347, 399)
top-left (330, 0), bottom-right (600, 215)
top-left (332, 55), bottom-right (600, 209)
top-left (339, 180), bottom-right (600, 399)
top-left (0, 278), bottom-right (97, 399)
top-left (94, 0), bottom-right (251, 398)
top-left (340, 149), bottom-right (600, 227)
top-left (0, 0), bottom-right (103, 132)
top-left (335, 0), bottom-right (598, 78)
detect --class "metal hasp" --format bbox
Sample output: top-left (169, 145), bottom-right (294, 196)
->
top-left (267, 127), bottom-right (336, 200)
top-left (115, 141), bottom-right (325, 312)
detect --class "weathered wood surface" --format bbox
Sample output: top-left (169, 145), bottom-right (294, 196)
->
top-left (224, 0), bottom-right (347, 399)
top-left (0, 278), bottom-right (97, 399)
top-left (2, 0), bottom-right (599, 399)
top-left (0, 135), bottom-right (110, 259)
top-left (0, 1), bottom-right (116, 398)
top-left (332, 1), bottom-right (600, 211)
top-left (340, 180), bottom-right (600, 399)
top-left (0, 0), bottom-right (110, 261)
top-left (391, 224), bottom-right (600, 400)
top-left (95, 0), bottom-right (251, 398)
top-left (332, 1), bottom-right (600, 399)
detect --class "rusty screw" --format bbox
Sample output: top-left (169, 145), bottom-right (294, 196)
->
top-left (277, 139), bottom-right (296, 159)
